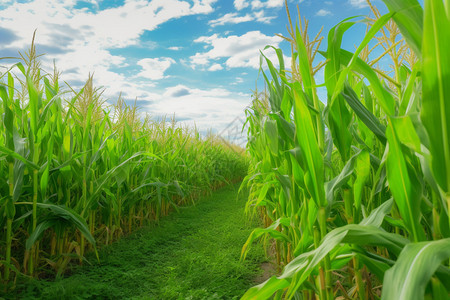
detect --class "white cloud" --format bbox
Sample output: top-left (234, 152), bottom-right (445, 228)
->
top-left (136, 57), bottom-right (175, 80)
top-left (0, 0), bottom-right (217, 105)
top-left (0, 0), bottom-right (270, 136)
top-left (325, 1), bottom-right (333, 4)
top-left (348, 0), bottom-right (368, 8)
top-left (234, 0), bottom-right (249, 10)
top-left (209, 10), bottom-right (276, 27)
top-left (253, 10), bottom-right (276, 23)
top-left (149, 85), bottom-right (250, 135)
top-left (208, 63), bottom-right (224, 71)
top-left (231, 77), bottom-right (244, 85)
top-left (163, 84), bottom-right (230, 98)
top-left (164, 85), bottom-right (192, 97)
top-left (0, 0), bottom-right (216, 50)
top-left (251, 0), bottom-right (264, 9)
top-left (190, 51), bottom-right (212, 66)
top-left (190, 0), bottom-right (217, 14)
top-left (251, 0), bottom-right (283, 9)
top-left (209, 12), bottom-right (253, 27)
top-left (233, 0), bottom-right (283, 11)
top-left (191, 31), bottom-right (283, 69)
top-left (316, 9), bottom-right (332, 16)
top-left (265, 0), bottom-right (284, 8)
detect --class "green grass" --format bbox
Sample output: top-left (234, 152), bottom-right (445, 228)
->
top-left (4, 183), bottom-right (265, 300)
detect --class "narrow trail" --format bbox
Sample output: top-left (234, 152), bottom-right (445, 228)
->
top-left (11, 183), bottom-right (267, 300)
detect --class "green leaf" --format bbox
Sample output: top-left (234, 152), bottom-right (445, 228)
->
top-left (421, 0), bottom-right (450, 194)
top-left (386, 122), bottom-right (426, 241)
top-left (34, 203), bottom-right (96, 247)
top-left (86, 152), bottom-right (146, 212)
top-left (390, 116), bottom-right (422, 153)
top-left (0, 86), bottom-right (15, 157)
top-left (242, 224), bottom-right (408, 299)
top-left (13, 159), bottom-right (26, 202)
top-left (333, 13), bottom-right (394, 101)
top-left (0, 145), bottom-right (39, 170)
top-left (241, 218), bottom-right (291, 260)
top-left (242, 276), bottom-right (290, 300)
top-left (260, 49), bottom-right (284, 113)
top-left (358, 252), bottom-right (394, 281)
top-left (26, 220), bottom-right (54, 250)
top-left (7, 72), bottom-right (14, 103)
top-left (324, 20), bottom-right (356, 162)
top-left (264, 118), bottom-right (279, 156)
top-left (381, 0), bottom-right (423, 56)
top-left (382, 238), bottom-right (450, 300)
top-left (324, 18), bottom-right (357, 97)
top-left (341, 84), bottom-right (387, 144)
top-left (360, 198), bottom-right (393, 227)
top-left (354, 151), bottom-right (371, 216)
top-left (431, 277), bottom-right (450, 299)
top-left (292, 87), bottom-right (326, 207)
top-left (27, 75), bottom-right (40, 136)
top-left (243, 199), bottom-right (409, 300)
top-left (320, 49), bottom-right (396, 115)
top-left (399, 63), bottom-right (420, 115)
top-left (294, 25), bottom-right (322, 122)
top-left (325, 150), bottom-right (359, 206)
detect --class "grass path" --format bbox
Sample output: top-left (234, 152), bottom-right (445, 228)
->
top-left (8, 183), bottom-right (266, 300)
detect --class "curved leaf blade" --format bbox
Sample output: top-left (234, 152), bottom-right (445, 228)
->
top-left (382, 238), bottom-right (450, 300)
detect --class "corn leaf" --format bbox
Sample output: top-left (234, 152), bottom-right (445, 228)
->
top-left (341, 83), bottom-right (387, 144)
top-left (386, 122), bottom-right (426, 241)
top-left (381, 0), bottom-right (423, 56)
top-left (292, 86), bottom-right (326, 207)
top-left (242, 224), bottom-right (409, 300)
top-left (354, 150), bottom-right (371, 215)
top-left (421, 0), bottom-right (450, 194)
top-left (382, 238), bottom-right (450, 300)
top-left (27, 203), bottom-right (96, 249)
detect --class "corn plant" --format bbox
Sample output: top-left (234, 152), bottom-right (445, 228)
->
top-left (0, 39), bottom-right (248, 288)
top-left (241, 0), bottom-right (450, 299)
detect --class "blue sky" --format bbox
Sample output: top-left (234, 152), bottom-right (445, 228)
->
top-left (0, 0), bottom-right (391, 140)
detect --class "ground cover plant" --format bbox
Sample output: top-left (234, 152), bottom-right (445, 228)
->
top-left (0, 37), bottom-right (248, 290)
top-left (241, 0), bottom-right (450, 299)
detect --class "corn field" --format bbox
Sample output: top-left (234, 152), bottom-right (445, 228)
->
top-left (241, 0), bottom-right (450, 299)
top-left (0, 37), bottom-right (247, 286)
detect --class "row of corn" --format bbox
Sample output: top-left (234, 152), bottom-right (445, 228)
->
top-left (0, 39), bottom-right (248, 287)
top-left (241, 0), bottom-right (450, 299)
